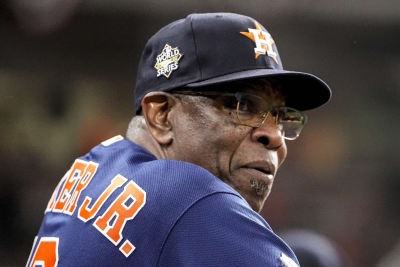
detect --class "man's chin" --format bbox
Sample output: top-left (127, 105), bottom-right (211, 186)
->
top-left (244, 192), bottom-right (270, 213)
top-left (221, 176), bottom-right (271, 213)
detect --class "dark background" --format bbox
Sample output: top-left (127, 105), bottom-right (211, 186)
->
top-left (1, 1), bottom-right (399, 266)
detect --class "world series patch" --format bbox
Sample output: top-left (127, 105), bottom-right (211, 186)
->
top-left (154, 44), bottom-right (183, 78)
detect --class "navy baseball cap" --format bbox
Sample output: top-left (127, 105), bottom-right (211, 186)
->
top-left (134, 12), bottom-right (331, 114)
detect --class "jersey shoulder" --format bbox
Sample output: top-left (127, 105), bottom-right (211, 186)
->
top-left (82, 136), bottom-right (243, 263)
top-left (29, 136), bottom-right (245, 267)
top-left (158, 192), bottom-right (299, 267)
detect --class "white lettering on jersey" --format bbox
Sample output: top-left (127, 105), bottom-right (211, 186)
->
top-left (280, 253), bottom-right (299, 267)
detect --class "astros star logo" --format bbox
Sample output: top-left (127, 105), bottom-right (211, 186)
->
top-left (240, 21), bottom-right (278, 64)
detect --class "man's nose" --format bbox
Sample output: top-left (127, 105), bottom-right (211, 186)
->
top-left (251, 115), bottom-right (284, 150)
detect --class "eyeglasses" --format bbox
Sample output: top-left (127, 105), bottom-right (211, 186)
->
top-left (172, 91), bottom-right (307, 140)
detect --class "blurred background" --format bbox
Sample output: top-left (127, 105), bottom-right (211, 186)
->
top-left (1, 0), bottom-right (399, 266)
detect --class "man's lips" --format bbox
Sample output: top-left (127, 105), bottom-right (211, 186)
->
top-left (240, 167), bottom-right (274, 184)
top-left (243, 161), bottom-right (276, 177)
top-left (239, 161), bottom-right (276, 193)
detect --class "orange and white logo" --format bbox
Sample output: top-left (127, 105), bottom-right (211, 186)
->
top-left (240, 21), bottom-right (278, 64)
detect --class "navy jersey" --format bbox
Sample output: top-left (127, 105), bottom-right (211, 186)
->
top-left (27, 136), bottom-right (299, 267)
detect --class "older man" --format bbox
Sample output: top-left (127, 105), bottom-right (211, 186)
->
top-left (27, 13), bottom-right (331, 267)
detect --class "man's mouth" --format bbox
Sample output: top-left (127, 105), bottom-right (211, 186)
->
top-left (244, 161), bottom-right (276, 176)
top-left (253, 167), bottom-right (271, 175)
top-left (240, 161), bottom-right (276, 197)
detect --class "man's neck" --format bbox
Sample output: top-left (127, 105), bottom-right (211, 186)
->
top-left (126, 116), bottom-right (166, 159)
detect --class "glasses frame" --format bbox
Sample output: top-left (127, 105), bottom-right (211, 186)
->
top-left (171, 90), bottom-right (307, 140)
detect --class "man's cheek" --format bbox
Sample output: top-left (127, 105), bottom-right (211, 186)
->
top-left (277, 144), bottom-right (287, 167)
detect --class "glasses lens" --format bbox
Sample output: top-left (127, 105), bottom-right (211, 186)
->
top-left (236, 94), bottom-right (306, 140)
top-left (276, 107), bottom-right (306, 140)
top-left (236, 93), bottom-right (269, 127)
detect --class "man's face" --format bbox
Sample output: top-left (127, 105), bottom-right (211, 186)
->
top-left (171, 82), bottom-right (288, 212)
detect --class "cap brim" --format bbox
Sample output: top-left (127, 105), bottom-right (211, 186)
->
top-left (185, 69), bottom-right (331, 111)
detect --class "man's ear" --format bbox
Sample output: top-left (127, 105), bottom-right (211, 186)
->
top-left (141, 92), bottom-right (177, 145)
